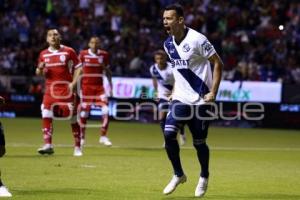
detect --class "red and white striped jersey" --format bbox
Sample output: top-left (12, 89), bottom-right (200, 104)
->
top-left (79, 49), bottom-right (109, 86)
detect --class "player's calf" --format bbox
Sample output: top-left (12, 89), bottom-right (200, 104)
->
top-left (0, 122), bottom-right (6, 157)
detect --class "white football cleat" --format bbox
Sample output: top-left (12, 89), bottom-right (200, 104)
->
top-left (73, 146), bottom-right (83, 157)
top-left (99, 136), bottom-right (112, 146)
top-left (163, 174), bottom-right (187, 195)
top-left (37, 144), bottom-right (54, 155)
top-left (195, 176), bottom-right (208, 197)
top-left (0, 185), bottom-right (12, 197)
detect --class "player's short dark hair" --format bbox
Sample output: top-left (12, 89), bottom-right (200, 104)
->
top-left (90, 36), bottom-right (100, 41)
top-left (46, 26), bottom-right (60, 34)
top-left (46, 28), bottom-right (61, 37)
top-left (154, 49), bottom-right (167, 57)
top-left (165, 4), bottom-right (184, 17)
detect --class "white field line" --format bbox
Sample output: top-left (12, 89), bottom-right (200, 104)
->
top-left (7, 143), bottom-right (300, 151)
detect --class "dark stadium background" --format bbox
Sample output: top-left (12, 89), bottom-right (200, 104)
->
top-left (0, 0), bottom-right (299, 128)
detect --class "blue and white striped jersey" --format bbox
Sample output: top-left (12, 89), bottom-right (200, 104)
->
top-left (149, 63), bottom-right (174, 100)
top-left (163, 27), bottom-right (216, 105)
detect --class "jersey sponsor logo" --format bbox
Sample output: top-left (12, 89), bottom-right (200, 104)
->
top-left (45, 63), bottom-right (65, 67)
top-left (182, 43), bottom-right (191, 52)
top-left (171, 59), bottom-right (189, 67)
top-left (43, 52), bottom-right (68, 57)
top-left (85, 63), bottom-right (101, 67)
top-left (60, 55), bottom-right (66, 62)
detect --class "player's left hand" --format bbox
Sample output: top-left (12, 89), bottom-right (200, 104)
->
top-left (203, 92), bottom-right (216, 102)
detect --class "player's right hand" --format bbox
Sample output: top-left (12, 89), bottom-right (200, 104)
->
top-left (204, 92), bottom-right (216, 102)
top-left (38, 62), bottom-right (45, 69)
top-left (36, 62), bottom-right (47, 76)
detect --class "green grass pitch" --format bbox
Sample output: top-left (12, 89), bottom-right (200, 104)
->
top-left (0, 118), bottom-right (300, 200)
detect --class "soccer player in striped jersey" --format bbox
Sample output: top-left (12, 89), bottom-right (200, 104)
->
top-left (149, 50), bottom-right (186, 146)
top-left (36, 29), bottom-right (83, 156)
top-left (162, 4), bottom-right (223, 197)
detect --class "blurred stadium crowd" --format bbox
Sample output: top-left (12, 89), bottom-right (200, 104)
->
top-left (0, 0), bottom-right (300, 92)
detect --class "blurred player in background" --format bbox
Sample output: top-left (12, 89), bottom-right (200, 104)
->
top-left (162, 4), bottom-right (223, 197)
top-left (78, 36), bottom-right (113, 146)
top-left (36, 29), bottom-right (83, 156)
top-left (0, 96), bottom-right (12, 197)
top-left (149, 50), bottom-right (186, 146)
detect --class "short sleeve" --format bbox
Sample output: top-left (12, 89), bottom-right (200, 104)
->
top-left (69, 48), bottom-right (80, 69)
top-left (198, 38), bottom-right (216, 59)
top-left (149, 66), bottom-right (155, 78)
top-left (104, 52), bottom-right (109, 66)
top-left (78, 51), bottom-right (84, 63)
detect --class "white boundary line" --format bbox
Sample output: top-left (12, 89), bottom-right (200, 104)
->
top-left (7, 143), bottom-right (300, 151)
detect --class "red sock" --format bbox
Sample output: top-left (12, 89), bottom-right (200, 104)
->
top-left (42, 118), bottom-right (53, 144)
top-left (71, 122), bottom-right (81, 147)
top-left (100, 114), bottom-right (109, 136)
top-left (80, 117), bottom-right (87, 140)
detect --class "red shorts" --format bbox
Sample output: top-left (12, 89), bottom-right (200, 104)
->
top-left (81, 85), bottom-right (107, 105)
top-left (42, 91), bottom-right (76, 118)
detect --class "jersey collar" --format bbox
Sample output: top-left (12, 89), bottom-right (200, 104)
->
top-left (48, 45), bottom-right (63, 53)
top-left (88, 49), bottom-right (99, 56)
top-left (173, 27), bottom-right (189, 46)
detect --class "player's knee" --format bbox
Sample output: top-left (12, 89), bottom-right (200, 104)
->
top-left (42, 108), bottom-right (53, 118)
top-left (164, 131), bottom-right (177, 140)
top-left (193, 139), bottom-right (208, 149)
top-left (164, 129), bottom-right (177, 141)
top-left (70, 115), bottom-right (78, 124)
top-left (164, 124), bottom-right (179, 139)
top-left (102, 105), bottom-right (109, 115)
top-left (100, 94), bottom-right (107, 102)
top-left (80, 110), bottom-right (89, 118)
